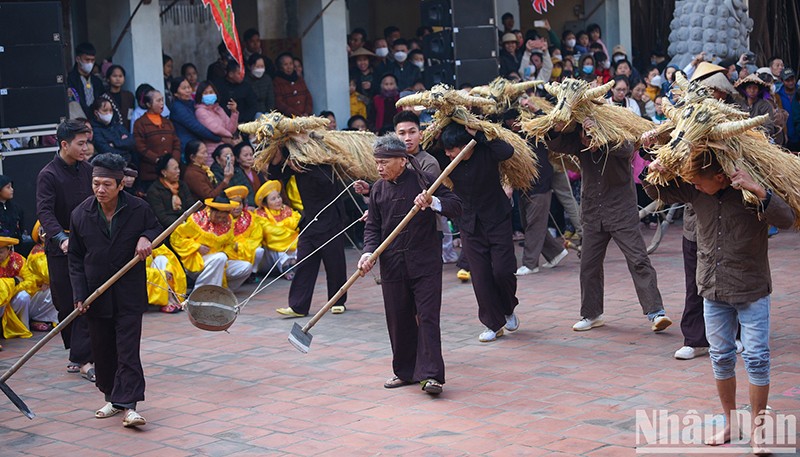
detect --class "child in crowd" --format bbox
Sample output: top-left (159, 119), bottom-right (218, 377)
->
top-left (350, 78), bottom-right (368, 119)
top-left (254, 181), bottom-right (300, 280)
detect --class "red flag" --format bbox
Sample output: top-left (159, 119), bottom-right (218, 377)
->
top-left (201, 0), bottom-right (244, 78)
top-left (531, 0), bottom-right (556, 14)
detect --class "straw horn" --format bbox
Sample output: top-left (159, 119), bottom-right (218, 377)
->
top-left (674, 71), bottom-right (690, 91)
top-left (702, 98), bottom-right (749, 118)
top-left (583, 80), bottom-right (614, 100)
top-left (543, 82), bottom-right (561, 97)
top-left (709, 115), bottom-right (769, 139)
top-left (238, 120), bottom-right (263, 135)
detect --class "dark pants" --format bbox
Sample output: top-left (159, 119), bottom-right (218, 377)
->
top-left (682, 237), bottom-right (708, 347)
top-left (289, 231), bottom-right (347, 314)
top-left (520, 191), bottom-right (564, 268)
top-left (462, 217), bottom-right (518, 331)
top-left (87, 313), bottom-right (145, 410)
top-left (382, 272), bottom-right (445, 383)
top-left (579, 223), bottom-right (664, 319)
top-left (47, 254), bottom-right (92, 364)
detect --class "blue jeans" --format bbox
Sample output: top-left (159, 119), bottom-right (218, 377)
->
top-left (704, 295), bottom-right (770, 386)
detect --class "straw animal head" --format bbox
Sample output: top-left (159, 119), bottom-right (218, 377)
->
top-left (239, 111), bottom-right (330, 144)
top-left (469, 78), bottom-right (545, 114)
top-left (396, 84), bottom-right (494, 116)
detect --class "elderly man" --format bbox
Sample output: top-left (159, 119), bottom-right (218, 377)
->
top-left (69, 153), bottom-right (161, 428)
top-left (36, 119), bottom-right (95, 381)
top-left (547, 119), bottom-right (671, 332)
top-left (170, 197), bottom-right (251, 290)
top-left (359, 134), bottom-right (461, 394)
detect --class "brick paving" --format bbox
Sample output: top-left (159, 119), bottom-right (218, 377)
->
top-left (1, 226), bottom-right (799, 456)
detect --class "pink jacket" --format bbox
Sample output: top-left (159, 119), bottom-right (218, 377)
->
top-left (195, 103), bottom-right (239, 165)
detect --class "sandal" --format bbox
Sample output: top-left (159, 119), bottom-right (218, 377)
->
top-left (122, 409), bottom-right (146, 428)
top-left (81, 366), bottom-right (96, 383)
top-left (67, 363), bottom-right (81, 373)
top-left (331, 305), bottom-right (346, 314)
top-left (421, 379), bottom-right (443, 395)
top-left (160, 302), bottom-right (182, 313)
top-left (384, 375), bottom-right (414, 389)
top-left (95, 402), bottom-right (122, 418)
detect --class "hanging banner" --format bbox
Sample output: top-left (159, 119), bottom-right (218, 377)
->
top-left (532, 0), bottom-right (556, 14)
top-left (201, 0), bottom-right (244, 77)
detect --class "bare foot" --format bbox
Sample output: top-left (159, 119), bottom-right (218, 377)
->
top-left (704, 425), bottom-right (731, 446)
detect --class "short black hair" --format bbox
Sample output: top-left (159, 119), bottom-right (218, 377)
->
top-left (135, 83), bottom-right (156, 109)
top-left (162, 54), bottom-right (173, 65)
top-left (212, 143), bottom-right (232, 161)
top-left (276, 52), bottom-right (294, 64)
top-left (194, 80), bottom-right (219, 104)
top-left (441, 123), bottom-right (472, 149)
top-left (181, 62), bottom-right (197, 76)
top-left (184, 139), bottom-right (203, 163)
top-left (232, 142), bottom-right (253, 160)
top-left (155, 154), bottom-right (176, 175)
top-left (392, 38), bottom-right (408, 49)
top-left (613, 59), bottom-right (631, 72)
top-left (415, 26), bottom-right (432, 38)
top-left (90, 97), bottom-right (110, 114)
top-left (247, 53), bottom-right (265, 67)
top-left (408, 49), bottom-right (424, 59)
top-left (56, 119), bottom-right (91, 145)
top-left (319, 110), bottom-right (335, 119)
top-left (593, 51), bottom-right (608, 63)
top-left (217, 42), bottom-right (230, 57)
top-left (589, 42), bottom-right (604, 52)
top-left (75, 42), bottom-right (96, 57)
top-left (171, 76), bottom-right (188, 94)
top-left (91, 153), bottom-right (127, 184)
top-left (347, 115), bottom-right (367, 129)
top-left (613, 75), bottom-right (630, 87)
top-left (225, 60), bottom-right (241, 74)
top-left (105, 64), bottom-right (126, 80)
top-left (393, 110), bottom-right (420, 128)
top-left (383, 25), bottom-right (400, 39)
top-left (501, 12), bottom-right (514, 21)
top-left (587, 23), bottom-right (601, 35)
top-left (243, 28), bottom-right (259, 42)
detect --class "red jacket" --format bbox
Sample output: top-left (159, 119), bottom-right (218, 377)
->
top-left (133, 115), bottom-right (181, 181)
top-left (273, 75), bottom-right (313, 117)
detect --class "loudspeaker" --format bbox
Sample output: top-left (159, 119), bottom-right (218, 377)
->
top-left (451, 0), bottom-right (496, 27)
top-left (424, 63), bottom-right (455, 88)
top-left (0, 86), bottom-right (67, 128)
top-left (0, 44), bottom-right (66, 88)
top-left (423, 30), bottom-right (453, 61)
top-left (454, 26), bottom-right (498, 60)
top-left (455, 59), bottom-right (499, 87)
top-left (0, 2), bottom-right (63, 45)
top-left (2, 150), bottom-right (57, 255)
top-left (420, 0), bottom-right (451, 27)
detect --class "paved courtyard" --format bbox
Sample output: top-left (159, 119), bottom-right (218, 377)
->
top-left (1, 227), bottom-right (799, 456)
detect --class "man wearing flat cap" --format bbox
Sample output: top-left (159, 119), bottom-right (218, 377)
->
top-left (359, 134), bottom-right (461, 395)
top-left (170, 195), bottom-right (252, 291)
top-left (68, 153), bottom-right (161, 427)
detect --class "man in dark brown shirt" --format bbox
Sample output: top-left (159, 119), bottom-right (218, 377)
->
top-left (36, 119), bottom-right (95, 380)
top-left (546, 119), bottom-right (671, 332)
top-left (645, 152), bottom-right (794, 451)
top-left (359, 134), bottom-right (461, 395)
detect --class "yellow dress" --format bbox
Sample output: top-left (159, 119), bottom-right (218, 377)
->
top-left (169, 210), bottom-right (235, 273)
top-left (254, 205), bottom-right (301, 252)
top-left (146, 245), bottom-right (188, 306)
top-left (0, 252), bottom-right (31, 339)
top-left (225, 210), bottom-right (263, 264)
top-left (285, 176), bottom-right (304, 212)
top-left (18, 246), bottom-right (48, 297)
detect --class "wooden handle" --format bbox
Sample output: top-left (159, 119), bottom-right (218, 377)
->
top-left (0, 200), bottom-right (204, 384)
top-left (301, 139), bottom-right (477, 333)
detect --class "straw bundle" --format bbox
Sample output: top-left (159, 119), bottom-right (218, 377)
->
top-left (469, 78), bottom-right (552, 114)
top-left (520, 78), bottom-right (655, 151)
top-left (399, 84), bottom-right (539, 190)
top-left (518, 110), bottom-right (579, 172)
top-left (240, 112), bottom-right (378, 181)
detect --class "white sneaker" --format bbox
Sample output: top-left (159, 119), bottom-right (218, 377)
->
top-left (505, 313), bottom-right (520, 332)
top-left (515, 265), bottom-right (539, 276)
top-left (651, 315), bottom-right (673, 332)
top-left (478, 327), bottom-right (504, 342)
top-left (573, 315), bottom-right (604, 331)
top-left (542, 249), bottom-right (568, 268)
top-left (674, 346), bottom-right (709, 360)
top-left (736, 339), bottom-right (744, 354)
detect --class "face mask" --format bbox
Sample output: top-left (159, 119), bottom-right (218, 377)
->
top-left (394, 51), bottom-right (408, 62)
top-left (97, 112), bottom-right (113, 125)
top-left (251, 68), bottom-right (265, 78)
top-left (650, 59), bottom-right (658, 65)
top-left (381, 88), bottom-right (399, 98)
top-left (552, 67), bottom-right (563, 78)
top-left (566, 39), bottom-right (576, 48)
top-left (602, 60), bottom-right (611, 69)
top-left (552, 53), bottom-right (562, 61)
top-left (202, 93), bottom-right (217, 105)
top-left (79, 60), bottom-right (94, 74)
top-left (375, 47), bottom-right (389, 58)
top-left (730, 71), bottom-right (739, 82)
top-left (583, 65), bottom-right (594, 74)
top-left (613, 54), bottom-right (625, 63)
top-left (412, 60), bottom-right (424, 69)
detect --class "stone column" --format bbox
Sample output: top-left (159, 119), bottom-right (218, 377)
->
top-left (108, 0), bottom-right (164, 94)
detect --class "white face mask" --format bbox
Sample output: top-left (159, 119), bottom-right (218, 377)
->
top-left (602, 60), bottom-right (611, 69)
top-left (566, 39), bottom-right (576, 48)
top-left (97, 112), bottom-right (113, 125)
top-left (79, 60), bottom-right (94, 74)
top-left (613, 54), bottom-right (625, 63)
top-left (394, 51), bottom-right (408, 62)
top-left (251, 68), bottom-right (265, 78)
top-left (375, 47), bottom-right (389, 58)
top-left (412, 60), bottom-right (424, 69)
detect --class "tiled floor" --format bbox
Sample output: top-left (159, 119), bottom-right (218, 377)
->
top-left (1, 227), bottom-right (798, 456)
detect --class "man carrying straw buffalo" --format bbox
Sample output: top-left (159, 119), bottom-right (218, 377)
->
top-left (69, 153), bottom-right (162, 428)
top-left (358, 134), bottom-right (461, 394)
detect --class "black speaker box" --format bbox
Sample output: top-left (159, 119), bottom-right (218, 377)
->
top-left (454, 26), bottom-right (498, 60)
top-left (0, 2), bottom-right (63, 45)
top-left (455, 59), bottom-right (499, 87)
top-left (420, 0), bottom-right (452, 27)
top-left (0, 44), bottom-right (66, 88)
top-left (423, 30), bottom-right (454, 61)
top-left (424, 63), bottom-right (455, 88)
top-left (452, 0), bottom-right (496, 27)
top-left (3, 151), bottom-right (55, 254)
top-left (0, 86), bottom-right (67, 128)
